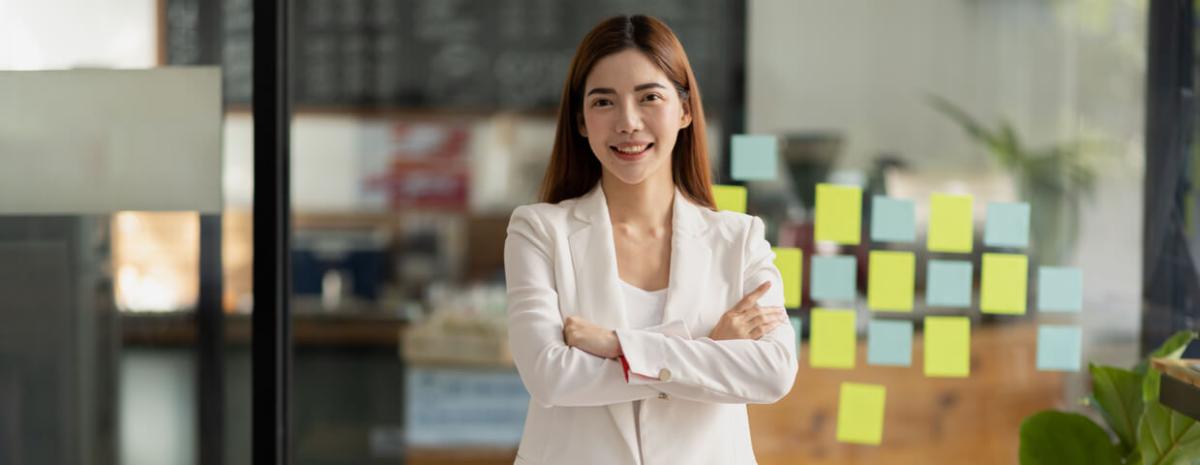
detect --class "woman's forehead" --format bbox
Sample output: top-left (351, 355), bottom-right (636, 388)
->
top-left (585, 50), bottom-right (670, 91)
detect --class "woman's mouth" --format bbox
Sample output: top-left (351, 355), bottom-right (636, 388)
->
top-left (611, 143), bottom-right (654, 161)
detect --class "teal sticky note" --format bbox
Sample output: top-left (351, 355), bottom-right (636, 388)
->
top-left (984, 202), bottom-right (1031, 248)
top-left (1037, 325), bottom-right (1082, 372)
top-left (926, 260), bottom-right (973, 308)
top-left (790, 316), bottom-right (803, 359)
top-left (811, 255), bottom-right (857, 302)
top-left (731, 135), bottom-right (778, 181)
top-left (870, 196), bottom-right (916, 243)
top-left (867, 320), bottom-right (912, 366)
top-left (1038, 267), bottom-right (1082, 313)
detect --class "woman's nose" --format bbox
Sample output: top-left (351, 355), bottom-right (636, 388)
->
top-left (615, 102), bottom-right (643, 133)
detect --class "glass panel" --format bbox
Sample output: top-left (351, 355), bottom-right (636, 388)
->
top-left (0, 1), bottom-right (251, 464)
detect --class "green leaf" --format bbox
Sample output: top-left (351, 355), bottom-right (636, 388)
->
top-left (1138, 401), bottom-right (1200, 465)
top-left (1091, 363), bottom-right (1146, 455)
top-left (1020, 411), bottom-right (1122, 465)
top-left (1141, 332), bottom-right (1197, 402)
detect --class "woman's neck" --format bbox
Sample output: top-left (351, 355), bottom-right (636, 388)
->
top-left (601, 172), bottom-right (674, 230)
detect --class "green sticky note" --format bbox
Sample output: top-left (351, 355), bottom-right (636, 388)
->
top-left (773, 247), bottom-right (803, 308)
top-left (810, 308), bottom-right (856, 369)
top-left (980, 253), bottom-right (1028, 315)
top-left (984, 202), bottom-right (1030, 248)
top-left (1037, 325), bottom-right (1082, 372)
top-left (713, 184), bottom-right (747, 213)
top-left (870, 196), bottom-right (916, 243)
top-left (927, 193), bottom-right (974, 253)
top-left (790, 316), bottom-right (803, 360)
top-left (926, 259), bottom-right (973, 308)
top-left (731, 135), bottom-right (778, 181)
top-left (1037, 266), bottom-right (1082, 313)
top-left (837, 382), bottom-right (886, 445)
top-left (867, 250), bottom-right (914, 312)
top-left (924, 316), bottom-right (970, 378)
top-left (815, 183), bottom-right (862, 245)
top-left (810, 255), bottom-right (856, 302)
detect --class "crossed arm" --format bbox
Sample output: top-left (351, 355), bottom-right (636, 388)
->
top-left (505, 208), bottom-right (798, 408)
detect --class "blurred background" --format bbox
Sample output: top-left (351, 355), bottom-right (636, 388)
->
top-left (0, 0), bottom-right (1194, 464)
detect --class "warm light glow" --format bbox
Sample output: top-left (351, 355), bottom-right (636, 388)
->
top-left (112, 212), bottom-right (199, 312)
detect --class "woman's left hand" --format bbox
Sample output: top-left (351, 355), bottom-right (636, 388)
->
top-left (563, 316), bottom-right (622, 359)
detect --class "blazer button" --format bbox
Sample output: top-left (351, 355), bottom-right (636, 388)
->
top-left (658, 368), bottom-right (672, 382)
top-left (658, 392), bottom-right (670, 400)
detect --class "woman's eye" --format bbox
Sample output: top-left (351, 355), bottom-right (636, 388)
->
top-left (591, 99), bottom-right (611, 107)
top-left (643, 94), bottom-right (662, 102)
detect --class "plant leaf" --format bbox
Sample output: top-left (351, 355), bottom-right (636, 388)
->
top-left (1020, 411), bottom-right (1122, 465)
top-left (1091, 363), bottom-right (1146, 455)
top-left (1138, 401), bottom-right (1200, 465)
top-left (1140, 331), bottom-right (1197, 402)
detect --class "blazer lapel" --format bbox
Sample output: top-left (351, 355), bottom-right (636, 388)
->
top-left (662, 189), bottom-right (713, 328)
top-left (565, 185), bottom-right (641, 461)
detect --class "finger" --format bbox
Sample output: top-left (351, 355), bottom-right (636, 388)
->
top-left (736, 281), bottom-right (773, 308)
top-left (754, 321), bottom-right (784, 339)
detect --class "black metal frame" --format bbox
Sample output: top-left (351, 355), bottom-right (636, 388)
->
top-left (252, 0), bottom-right (292, 463)
top-left (1142, 0), bottom-right (1198, 354)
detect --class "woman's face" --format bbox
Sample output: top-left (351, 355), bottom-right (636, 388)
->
top-left (578, 49), bottom-right (692, 187)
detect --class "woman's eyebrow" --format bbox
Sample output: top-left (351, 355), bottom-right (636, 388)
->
top-left (585, 82), bottom-right (667, 97)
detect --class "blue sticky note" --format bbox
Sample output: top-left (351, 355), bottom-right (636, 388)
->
top-left (1037, 325), bottom-right (1082, 372)
top-left (926, 260), bottom-right (973, 308)
top-left (984, 202), bottom-right (1031, 248)
top-left (731, 135), bottom-right (778, 181)
top-left (811, 255), bottom-right (857, 302)
top-left (1038, 267), bottom-right (1083, 313)
top-left (870, 196), bottom-right (916, 243)
top-left (867, 320), bottom-right (912, 366)
top-left (791, 316), bottom-right (803, 359)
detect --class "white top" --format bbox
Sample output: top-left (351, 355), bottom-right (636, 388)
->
top-left (619, 279), bottom-right (667, 464)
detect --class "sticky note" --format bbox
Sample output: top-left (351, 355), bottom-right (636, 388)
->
top-left (927, 193), bottom-right (974, 253)
top-left (810, 308), bottom-right (856, 369)
top-left (980, 253), bottom-right (1028, 315)
top-left (867, 320), bottom-right (912, 366)
top-left (867, 251), bottom-right (914, 312)
top-left (810, 255), bottom-right (856, 302)
top-left (926, 260), bottom-right (973, 308)
top-left (1037, 267), bottom-right (1082, 313)
top-left (837, 382), bottom-right (886, 445)
top-left (713, 185), bottom-right (747, 213)
top-left (984, 202), bottom-right (1030, 248)
top-left (790, 316), bottom-right (803, 359)
top-left (815, 183), bottom-right (862, 245)
top-left (731, 135), bottom-right (778, 181)
top-left (1037, 325), bottom-right (1082, 372)
top-left (870, 196), bottom-right (916, 243)
top-left (773, 248), bottom-right (803, 308)
top-left (924, 316), bottom-right (970, 377)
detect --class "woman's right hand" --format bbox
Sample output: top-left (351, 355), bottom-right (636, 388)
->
top-left (708, 281), bottom-right (789, 341)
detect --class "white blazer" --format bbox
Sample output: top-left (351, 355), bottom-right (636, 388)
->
top-left (504, 184), bottom-right (798, 465)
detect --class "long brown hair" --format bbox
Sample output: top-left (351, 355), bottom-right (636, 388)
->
top-left (538, 15), bottom-right (715, 209)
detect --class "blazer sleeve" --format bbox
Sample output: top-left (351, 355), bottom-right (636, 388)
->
top-left (614, 216), bottom-right (799, 404)
top-left (505, 206), bottom-right (659, 408)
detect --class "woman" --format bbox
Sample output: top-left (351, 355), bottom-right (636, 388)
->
top-left (504, 15), bottom-right (797, 465)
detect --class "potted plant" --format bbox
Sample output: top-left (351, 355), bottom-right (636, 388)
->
top-left (1019, 330), bottom-right (1200, 465)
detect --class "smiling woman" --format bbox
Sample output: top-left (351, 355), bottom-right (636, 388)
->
top-left (505, 14), bottom-right (796, 465)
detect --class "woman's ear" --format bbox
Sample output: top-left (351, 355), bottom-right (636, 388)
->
top-left (680, 102), bottom-right (693, 129)
top-left (577, 113), bottom-right (588, 138)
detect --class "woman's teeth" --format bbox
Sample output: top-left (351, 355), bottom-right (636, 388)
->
top-left (614, 143), bottom-right (652, 153)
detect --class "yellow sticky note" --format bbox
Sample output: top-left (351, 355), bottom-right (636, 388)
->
top-left (837, 382), bottom-right (886, 445)
top-left (810, 308), bottom-right (856, 369)
top-left (927, 193), bottom-right (974, 253)
top-left (980, 253), bottom-right (1028, 314)
top-left (867, 250), bottom-right (914, 312)
top-left (924, 316), bottom-right (971, 377)
top-left (815, 183), bottom-right (862, 245)
top-left (713, 184), bottom-right (747, 213)
top-left (773, 247), bottom-right (803, 308)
